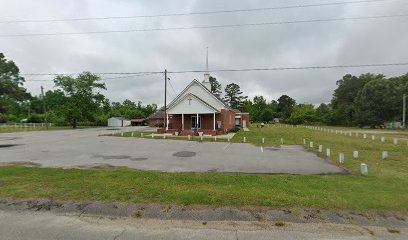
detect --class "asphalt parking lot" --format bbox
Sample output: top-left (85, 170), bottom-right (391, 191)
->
top-left (0, 127), bottom-right (345, 175)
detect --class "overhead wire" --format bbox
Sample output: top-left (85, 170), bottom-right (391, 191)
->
top-left (0, 0), bottom-right (397, 24)
top-left (21, 62), bottom-right (408, 81)
top-left (1, 13), bottom-right (407, 38)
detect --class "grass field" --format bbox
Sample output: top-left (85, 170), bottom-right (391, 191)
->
top-left (0, 124), bottom-right (407, 211)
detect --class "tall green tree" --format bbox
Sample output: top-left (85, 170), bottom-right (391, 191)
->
top-left (354, 79), bottom-right (400, 127)
top-left (331, 73), bottom-right (383, 125)
top-left (315, 103), bottom-right (333, 124)
top-left (209, 76), bottom-right (221, 95)
top-left (0, 53), bottom-right (29, 118)
top-left (252, 96), bottom-right (267, 122)
top-left (54, 72), bottom-right (106, 128)
top-left (224, 83), bottom-right (247, 109)
top-left (287, 104), bottom-right (317, 125)
top-left (277, 95), bottom-right (296, 119)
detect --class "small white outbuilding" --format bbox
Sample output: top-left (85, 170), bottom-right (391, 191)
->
top-left (107, 117), bottom-right (131, 127)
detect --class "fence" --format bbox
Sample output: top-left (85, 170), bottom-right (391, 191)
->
top-left (0, 123), bottom-right (54, 129)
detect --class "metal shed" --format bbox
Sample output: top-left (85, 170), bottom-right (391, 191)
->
top-left (107, 117), bottom-right (131, 127)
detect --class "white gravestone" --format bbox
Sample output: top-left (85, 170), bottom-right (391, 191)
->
top-left (339, 153), bottom-right (344, 164)
top-left (309, 142), bottom-right (314, 148)
top-left (360, 163), bottom-right (368, 176)
top-left (353, 151), bottom-right (359, 159)
top-left (318, 145), bottom-right (323, 153)
top-left (382, 151), bottom-right (388, 160)
top-left (326, 148), bottom-right (331, 158)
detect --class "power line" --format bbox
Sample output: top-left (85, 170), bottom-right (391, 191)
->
top-left (168, 62), bottom-right (408, 73)
top-left (0, 0), bottom-right (397, 24)
top-left (1, 13), bottom-right (407, 38)
top-left (21, 62), bottom-right (408, 79)
top-left (167, 78), bottom-right (178, 97)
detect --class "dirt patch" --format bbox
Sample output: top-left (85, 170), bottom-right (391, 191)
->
top-left (0, 199), bottom-right (407, 228)
top-left (75, 163), bottom-right (123, 169)
top-left (264, 147), bottom-right (279, 151)
top-left (0, 161), bottom-right (41, 167)
top-left (92, 154), bottom-right (148, 161)
top-left (173, 151), bottom-right (196, 157)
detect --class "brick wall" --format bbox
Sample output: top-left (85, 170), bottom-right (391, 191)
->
top-left (168, 114), bottom-right (182, 130)
top-left (240, 113), bottom-right (250, 127)
top-left (220, 109), bottom-right (236, 133)
top-left (148, 118), bottom-right (164, 127)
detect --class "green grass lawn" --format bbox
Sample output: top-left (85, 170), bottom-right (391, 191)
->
top-left (0, 124), bottom-right (407, 211)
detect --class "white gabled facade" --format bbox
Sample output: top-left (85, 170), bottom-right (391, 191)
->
top-left (167, 79), bottom-right (228, 114)
top-left (168, 93), bottom-right (218, 114)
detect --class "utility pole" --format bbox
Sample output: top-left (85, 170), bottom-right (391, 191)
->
top-left (41, 86), bottom-right (48, 129)
top-left (403, 94), bottom-right (406, 128)
top-left (164, 69), bottom-right (167, 132)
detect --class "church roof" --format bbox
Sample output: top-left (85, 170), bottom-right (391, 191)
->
top-left (166, 79), bottom-right (230, 111)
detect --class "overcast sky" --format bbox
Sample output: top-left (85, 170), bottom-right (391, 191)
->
top-left (1, 0), bottom-right (407, 106)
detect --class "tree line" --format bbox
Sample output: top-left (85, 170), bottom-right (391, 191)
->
top-left (0, 53), bottom-right (157, 127)
top-left (1, 52), bottom-right (407, 128)
top-left (209, 73), bottom-right (408, 127)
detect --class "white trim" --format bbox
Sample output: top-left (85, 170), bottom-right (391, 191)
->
top-left (191, 115), bottom-right (201, 129)
top-left (167, 93), bottom-right (219, 114)
top-left (166, 114), bottom-right (169, 130)
top-left (167, 80), bottom-right (228, 110)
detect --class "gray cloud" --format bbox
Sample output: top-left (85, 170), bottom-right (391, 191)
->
top-left (1, 0), bottom-right (407, 106)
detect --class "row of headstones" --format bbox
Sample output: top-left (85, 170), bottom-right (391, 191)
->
top-left (304, 126), bottom-right (403, 145)
top-left (303, 139), bottom-right (389, 176)
top-left (271, 124), bottom-right (299, 128)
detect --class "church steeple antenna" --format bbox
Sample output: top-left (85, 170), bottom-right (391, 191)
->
top-left (202, 46), bottom-right (211, 90)
top-left (206, 46), bottom-right (209, 73)
top-left (204, 47), bottom-right (210, 83)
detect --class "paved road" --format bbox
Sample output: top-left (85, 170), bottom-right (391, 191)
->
top-left (0, 210), bottom-right (406, 240)
top-left (0, 127), bottom-right (344, 175)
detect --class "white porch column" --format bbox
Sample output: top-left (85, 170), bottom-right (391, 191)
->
top-left (166, 114), bottom-right (169, 130)
top-left (196, 113), bottom-right (199, 129)
top-left (213, 113), bottom-right (216, 130)
top-left (182, 114), bottom-right (184, 130)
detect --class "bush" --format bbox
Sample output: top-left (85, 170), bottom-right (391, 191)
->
top-left (27, 113), bottom-right (44, 123)
top-left (95, 115), bottom-right (108, 126)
